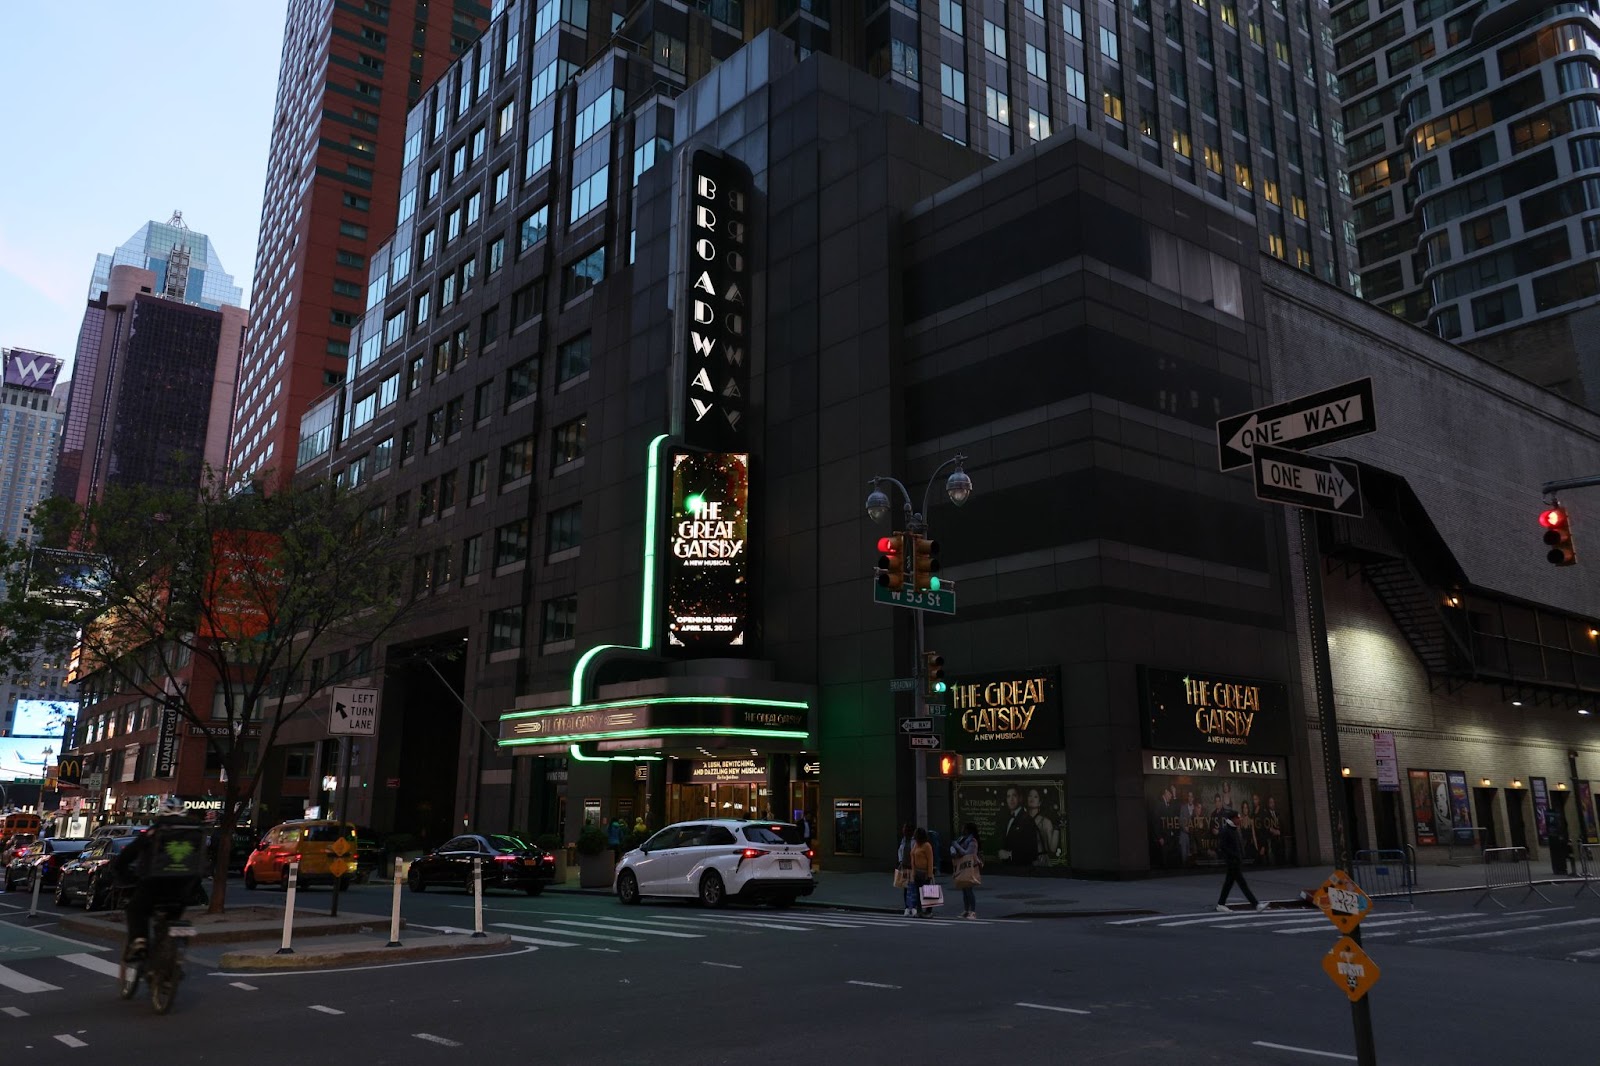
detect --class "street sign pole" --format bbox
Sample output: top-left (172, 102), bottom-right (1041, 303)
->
top-left (1299, 507), bottom-right (1377, 1066)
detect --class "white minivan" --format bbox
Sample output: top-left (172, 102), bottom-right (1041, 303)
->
top-left (614, 819), bottom-right (815, 908)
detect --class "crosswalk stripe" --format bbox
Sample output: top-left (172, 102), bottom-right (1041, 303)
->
top-left (0, 965), bottom-right (60, 994)
top-left (60, 953), bottom-right (120, 977)
top-left (506, 934), bottom-right (578, 948)
top-left (1566, 946), bottom-right (1600, 958)
top-left (643, 915), bottom-right (822, 932)
top-left (1409, 918), bottom-right (1600, 945)
top-left (492, 923), bottom-right (640, 943)
top-left (1159, 913), bottom-right (1318, 928)
top-left (2, 1006), bottom-right (27, 1017)
top-left (1363, 914), bottom-right (1549, 939)
top-left (545, 919), bottom-right (703, 939)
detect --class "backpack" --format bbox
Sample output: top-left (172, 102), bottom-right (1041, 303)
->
top-left (144, 823), bottom-right (207, 879)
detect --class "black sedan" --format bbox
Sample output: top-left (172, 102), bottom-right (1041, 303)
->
top-left (55, 836), bottom-right (131, 909)
top-left (354, 826), bottom-right (388, 883)
top-left (3, 839), bottom-right (89, 891)
top-left (406, 833), bottom-right (556, 895)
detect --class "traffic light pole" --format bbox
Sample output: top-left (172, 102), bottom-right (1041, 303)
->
top-left (912, 604), bottom-right (929, 831)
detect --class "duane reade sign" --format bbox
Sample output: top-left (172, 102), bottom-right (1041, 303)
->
top-left (329, 687), bottom-right (379, 736)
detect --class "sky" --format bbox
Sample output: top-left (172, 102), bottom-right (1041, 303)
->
top-left (0, 1), bottom-right (290, 380)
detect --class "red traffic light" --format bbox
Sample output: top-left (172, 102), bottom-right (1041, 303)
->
top-left (1541, 507), bottom-right (1568, 530)
top-left (878, 536), bottom-right (901, 554)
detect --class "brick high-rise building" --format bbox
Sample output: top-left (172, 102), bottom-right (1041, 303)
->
top-left (227, 0), bottom-right (491, 485)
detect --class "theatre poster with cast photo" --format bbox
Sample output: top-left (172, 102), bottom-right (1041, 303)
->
top-left (955, 781), bottom-right (1068, 869)
top-left (1143, 752), bottom-right (1294, 869)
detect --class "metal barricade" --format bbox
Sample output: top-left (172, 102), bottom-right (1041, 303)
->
top-left (1351, 847), bottom-right (1416, 905)
top-left (1579, 843), bottom-right (1600, 899)
top-left (1475, 846), bottom-right (1552, 908)
top-left (1446, 826), bottom-right (1491, 862)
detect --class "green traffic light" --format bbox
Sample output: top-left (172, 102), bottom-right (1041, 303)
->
top-left (933, 680), bottom-right (947, 694)
top-left (930, 575), bottom-right (941, 591)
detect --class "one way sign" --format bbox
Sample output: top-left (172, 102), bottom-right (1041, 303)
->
top-left (1216, 378), bottom-right (1376, 471)
top-left (1253, 445), bottom-right (1363, 517)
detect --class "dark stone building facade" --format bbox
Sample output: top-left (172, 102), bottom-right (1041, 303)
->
top-left (294, 28), bottom-right (1600, 876)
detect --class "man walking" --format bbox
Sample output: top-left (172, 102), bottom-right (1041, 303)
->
top-left (1216, 808), bottom-right (1267, 912)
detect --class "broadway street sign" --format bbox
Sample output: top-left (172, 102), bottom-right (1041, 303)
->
top-left (1217, 378), bottom-right (1376, 471)
top-left (1253, 444), bottom-right (1364, 517)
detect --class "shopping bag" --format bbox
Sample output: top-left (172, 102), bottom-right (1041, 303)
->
top-left (953, 859), bottom-right (982, 888)
top-left (893, 868), bottom-right (909, 889)
top-left (919, 883), bottom-right (944, 907)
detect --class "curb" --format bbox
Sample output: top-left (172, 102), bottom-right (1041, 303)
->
top-left (57, 911), bottom-right (403, 947)
top-left (219, 933), bottom-right (515, 971)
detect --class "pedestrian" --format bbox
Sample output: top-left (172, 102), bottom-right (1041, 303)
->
top-left (896, 824), bottom-right (916, 915)
top-left (633, 815), bottom-right (646, 836)
top-left (1215, 807), bottom-right (1267, 912)
top-left (911, 827), bottom-right (936, 917)
top-left (607, 816), bottom-right (625, 860)
top-left (952, 822), bottom-right (983, 919)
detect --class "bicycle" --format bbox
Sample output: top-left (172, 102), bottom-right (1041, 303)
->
top-left (117, 903), bottom-right (194, 1014)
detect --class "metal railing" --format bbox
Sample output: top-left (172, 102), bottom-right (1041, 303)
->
top-left (1446, 826), bottom-right (1492, 862)
top-left (1475, 846), bottom-right (1552, 908)
top-left (1579, 842), bottom-right (1600, 900)
top-left (1351, 845), bottom-right (1417, 905)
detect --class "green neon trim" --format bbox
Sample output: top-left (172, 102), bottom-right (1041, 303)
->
top-left (568, 745), bottom-right (663, 763)
top-left (502, 727), bottom-right (812, 748)
top-left (502, 694), bottom-right (810, 723)
top-left (566, 433), bottom-right (671, 706)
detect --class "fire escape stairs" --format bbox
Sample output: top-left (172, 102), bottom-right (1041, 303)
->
top-left (1360, 557), bottom-right (1472, 690)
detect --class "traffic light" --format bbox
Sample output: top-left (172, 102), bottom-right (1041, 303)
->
top-left (1541, 503), bottom-right (1576, 566)
top-left (923, 651), bottom-right (946, 697)
top-left (911, 534), bottom-right (941, 590)
top-left (937, 752), bottom-right (961, 778)
top-left (876, 533), bottom-right (908, 590)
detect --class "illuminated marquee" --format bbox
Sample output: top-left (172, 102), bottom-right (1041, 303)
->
top-left (681, 149), bottom-right (752, 451)
top-left (1140, 667), bottom-right (1291, 755)
top-left (665, 450), bottom-right (750, 652)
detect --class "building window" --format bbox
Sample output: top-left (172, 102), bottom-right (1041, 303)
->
top-left (474, 381), bottom-right (494, 423)
top-left (470, 125), bottom-right (487, 161)
top-left (569, 165), bottom-right (609, 223)
top-left (556, 334), bottom-right (592, 383)
top-left (432, 546), bottom-right (453, 587)
top-left (447, 207), bottom-right (463, 243)
top-left (480, 306), bottom-right (500, 348)
top-left (467, 456), bottom-right (487, 499)
top-left (507, 356), bottom-right (539, 405)
top-left (1065, 64), bottom-right (1086, 101)
top-left (500, 435), bottom-right (535, 485)
top-left (498, 100), bottom-right (517, 137)
top-left (493, 167), bottom-right (511, 205)
top-left (525, 130), bottom-right (553, 177)
top-left (1026, 43), bottom-right (1047, 80)
top-left (426, 408), bottom-right (445, 451)
top-left (488, 605), bottom-right (523, 652)
top-left (373, 436), bottom-right (394, 472)
top-left (552, 418), bottom-right (586, 469)
top-left (445, 397), bottom-right (464, 438)
top-left (542, 596), bottom-right (577, 646)
top-left (466, 192), bottom-right (483, 227)
top-left (439, 469), bottom-right (457, 512)
top-left (488, 235), bottom-right (506, 274)
top-left (1100, 26), bottom-right (1120, 62)
top-left (420, 228), bottom-right (436, 262)
top-left (983, 20), bottom-right (1007, 59)
top-left (547, 503), bottom-right (582, 556)
top-left (494, 520), bottom-right (530, 567)
top-left (940, 63), bottom-right (966, 103)
top-left (986, 87), bottom-right (1011, 124)
top-left (563, 247), bottom-right (606, 302)
top-left (415, 290), bottom-right (431, 326)
top-left (940, 0), bottom-right (964, 35)
top-left (400, 425), bottom-right (416, 462)
top-left (463, 535), bottom-right (483, 578)
top-left (519, 205), bottom-right (550, 252)
top-left (407, 355), bottom-right (425, 395)
top-left (1062, 3), bottom-right (1082, 38)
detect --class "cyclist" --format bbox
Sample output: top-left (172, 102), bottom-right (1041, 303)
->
top-left (111, 798), bottom-right (207, 960)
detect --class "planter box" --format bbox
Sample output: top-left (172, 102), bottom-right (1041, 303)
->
top-left (578, 851), bottom-right (613, 889)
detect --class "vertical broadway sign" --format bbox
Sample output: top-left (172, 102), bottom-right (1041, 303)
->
top-left (665, 450), bottom-right (750, 652)
top-left (682, 150), bottom-right (752, 451)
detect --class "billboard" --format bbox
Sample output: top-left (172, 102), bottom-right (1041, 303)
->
top-left (680, 150), bottom-right (752, 451)
top-left (201, 530), bottom-right (283, 640)
top-left (26, 548), bottom-right (110, 610)
top-left (1141, 667), bottom-right (1292, 755)
top-left (2, 699), bottom-right (73, 782)
top-left (945, 668), bottom-right (1063, 752)
top-left (664, 450), bottom-right (750, 653)
top-left (3, 349), bottom-right (63, 392)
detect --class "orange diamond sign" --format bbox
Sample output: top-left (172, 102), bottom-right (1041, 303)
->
top-left (1312, 869), bottom-right (1372, 934)
top-left (1321, 935), bottom-right (1380, 1002)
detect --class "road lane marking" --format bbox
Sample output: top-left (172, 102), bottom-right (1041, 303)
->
top-left (54, 1034), bottom-right (87, 1048)
top-left (647, 915), bottom-right (817, 932)
top-left (505, 934), bottom-right (576, 948)
top-left (414, 1033), bottom-right (462, 1047)
top-left (61, 954), bottom-right (121, 977)
top-left (2, 1006), bottom-right (29, 1017)
top-left (493, 923), bottom-right (640, 943)
top-left (0, 924), bottom-right (108, 950)
top-left (230, 982), bottom-right (258, 991)
top-left (1409, 918), bottom-right (1600, 944)
top-left (703, 961), bottom-right (743, 969)
top-left (1108, 911), bottom-right (1230, 924)
top-left (847, 980), bottom-right (900, 989)
top-left (1016, 1002), bottom-right (1091, 1015)
top-left (1567, 946), bottom-right (1600, 958)
top-left (0, 965), bottom-right (60, 993)
top-left (544, 919), bottom-right (702, 939)
top-left (310, 1005), bottom-right (345, 1015)
top-left (1160, 913), bottom-right (1323, 928)
top-left (0, 901), bottom-right (22, 911)
top-left (1252, 1040), bottom-right (1355, 1061)
top-left (209, 944), bottom-right (538, 978)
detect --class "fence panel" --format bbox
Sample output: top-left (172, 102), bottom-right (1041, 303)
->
top-left (1475, 846), bottom-right (1552, 908)
top-left (1579, 843), bottom-right (1600, 899)
top-left (1351, 846), bottom-right (1416, 905)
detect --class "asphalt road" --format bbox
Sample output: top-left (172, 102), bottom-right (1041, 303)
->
top-left (1, 881), bottom-right (1595, 1063)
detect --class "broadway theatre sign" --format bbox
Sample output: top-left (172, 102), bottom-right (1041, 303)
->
top-left (946, 668), bottom-right (1063, 752)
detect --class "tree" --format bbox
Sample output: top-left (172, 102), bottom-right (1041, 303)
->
top-left (2, 473), bottom-right (416, 913)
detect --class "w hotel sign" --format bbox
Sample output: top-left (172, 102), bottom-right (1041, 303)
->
top-left (4, 349), bottom-right (63, 393)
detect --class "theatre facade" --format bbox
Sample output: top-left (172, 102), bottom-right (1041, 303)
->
top-left (301, 33), bottom-right (1600, 877)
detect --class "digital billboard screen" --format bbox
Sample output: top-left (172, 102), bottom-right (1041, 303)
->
top-left (664, 450), bottom-right (750, 654)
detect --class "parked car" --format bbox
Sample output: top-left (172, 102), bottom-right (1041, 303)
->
top-left (209, 827), bottom-right (256, 876)
top-left (243, 819), bottom-right (358, 890)
top-left (3, 839), bottom-right (88, 891)
top-left (54, 836), bottom-right (130, 910)
top-left (1, 833), bottom-right (38, 868)
top-left (353, 826), bottom-right (388, 882)
top-left (90, 824), bottom-right (145, 841)
top-left (614, 819), bottom-right (815, 908)
top-left (407, 833), bottom-right (555, 895)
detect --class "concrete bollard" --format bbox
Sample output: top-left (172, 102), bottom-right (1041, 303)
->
top-left (386, 868), bottom-right (403, 947)
top-left (277, 861), bottom-right (299, 954)
top-left (472, 857), bottom-right (485, 938)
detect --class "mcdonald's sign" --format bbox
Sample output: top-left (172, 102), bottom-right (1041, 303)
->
top-left (56, 755), bottom-right (83, 786)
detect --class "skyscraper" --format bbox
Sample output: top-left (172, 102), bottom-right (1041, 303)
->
top-left (1333, 1), bottom-right (1600, 406)
top-left (88, 213), bottom-right (243, 310)
top-left (227, 0), bottom-right (491, 486)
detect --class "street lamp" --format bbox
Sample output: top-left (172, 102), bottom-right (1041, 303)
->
top-left (863, 455), bottom-right (973, 830)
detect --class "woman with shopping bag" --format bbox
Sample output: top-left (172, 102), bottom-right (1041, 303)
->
top-left (951, 822), bottom-right (983, 919)
top-left (911, 827), bottom-right (939, 917)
